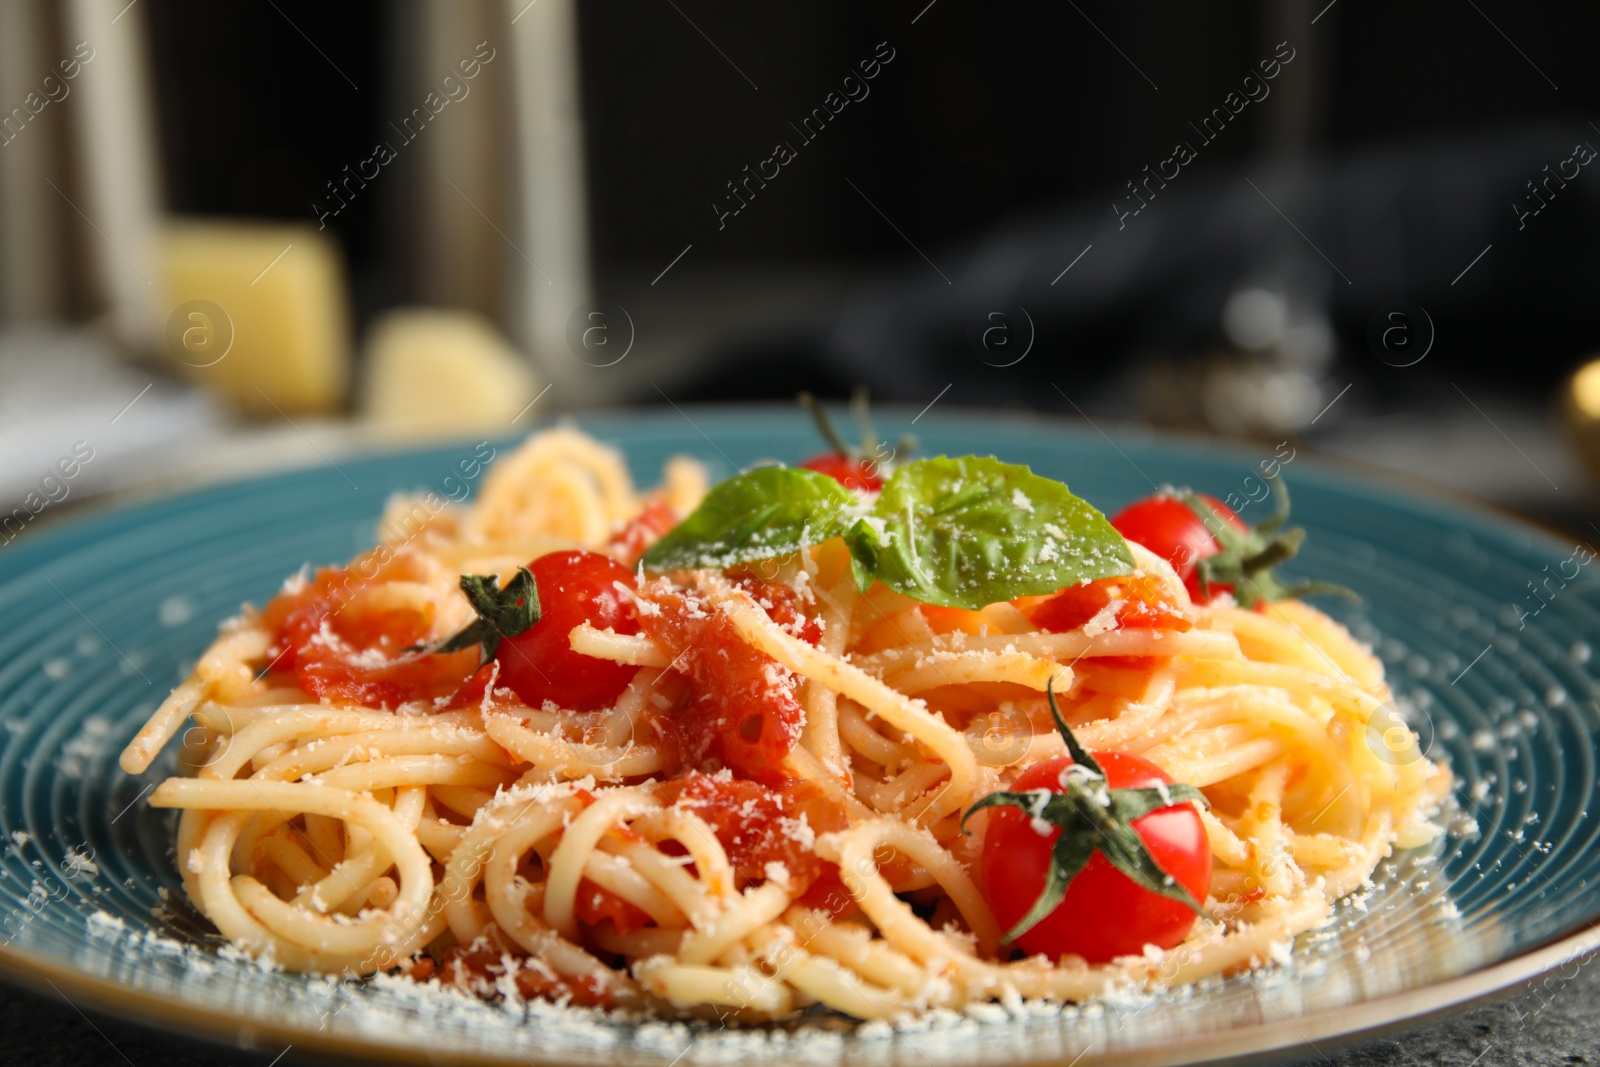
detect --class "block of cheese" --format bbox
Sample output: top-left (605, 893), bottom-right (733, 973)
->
top-left (360, 308), bottom-right (540, 436)
top-left (1562, 356), bottom-right (1600, 487)
top-left (161, 220), bottom-right (351, 414)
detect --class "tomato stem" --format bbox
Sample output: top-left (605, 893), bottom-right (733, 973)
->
top-left (796, 388), bottom-right (916, 468)
top-left (1182, 479), bottom-right (1355, 607)
top-left (797, 391), bottom-right (860, 459)
top-left (408, 567), bottom-right (541, 663)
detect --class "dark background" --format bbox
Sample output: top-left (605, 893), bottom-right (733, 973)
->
top-left (126, 0), bottom-right (1600, 543)
top-left (144, 0), bottom-right (1600, 393)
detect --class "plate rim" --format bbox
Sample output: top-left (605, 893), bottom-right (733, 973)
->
top-left (3, 919), bottom-right (1597, 1067)
top-left (2, 404), bottom-right (1596, 1064)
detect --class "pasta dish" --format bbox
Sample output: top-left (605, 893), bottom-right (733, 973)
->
top-left (117, 411), bottom-right (1446, 1021)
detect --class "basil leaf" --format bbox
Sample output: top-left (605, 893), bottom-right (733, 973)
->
top-left (843, 516), bottom-right (881, 593)
top-left (641, 466), bottom-right (858, 572)
top-left (868, 456), bottom-right (1132, 609)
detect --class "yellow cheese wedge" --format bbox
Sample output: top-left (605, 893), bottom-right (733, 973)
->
top-left (160, 220), bottom-right (351, 415)
top-left (360, 308), bottom-right (540, 436)
top-left (1562, 356), bottom-right (1600, 486)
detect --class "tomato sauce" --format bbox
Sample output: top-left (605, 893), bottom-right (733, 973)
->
top-left (728, 571), bottom-right (824, 646)
top-left (608, 497), bottom-right (678, 567)
top-left (574, 878), bottom-right (653, 934)
top-left (674, 772), bottom-right (851, 914)
top-left (439, 939), bottom-right (611, 1007)
top-left (259, 552), bottom-right (478, 708)
top-left (635, 585), bottom-right (805, 788)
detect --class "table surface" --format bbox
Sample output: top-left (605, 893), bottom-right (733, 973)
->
top-left (3, 955), bottom-right (1596, 1067)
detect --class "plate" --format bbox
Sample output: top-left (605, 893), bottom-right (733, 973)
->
top-left (2, 406), bottom-right (1598, 1066)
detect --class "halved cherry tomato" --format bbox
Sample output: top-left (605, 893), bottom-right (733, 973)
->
top-left (1110, 494), bottom-right (1246, 604)
top-left (636, 586), bottom-right (803, 788)
top-left (1017, 572), bottom-right (1192, 634)
top-left (800, 453), bottom-right (882, 493)
top-left (981, 751), bottom-right (1210, 963)
top-left (494, 550), bottom-right (640, 711)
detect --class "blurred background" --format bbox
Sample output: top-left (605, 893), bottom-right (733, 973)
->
top-left (4, 0), bottom-right (1600, 536)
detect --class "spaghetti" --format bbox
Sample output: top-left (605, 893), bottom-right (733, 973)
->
top-left (119, 427), bottom-right (1447, 1020)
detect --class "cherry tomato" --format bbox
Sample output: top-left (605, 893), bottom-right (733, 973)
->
top-left (494, 550), bottom-right (640, 711)
top-left (1110, 494), bottom-right (1247, 604)
top-left (981, 751), bottom-right (1211, 963)
top-left (800, 453), bottom-right (883, 493)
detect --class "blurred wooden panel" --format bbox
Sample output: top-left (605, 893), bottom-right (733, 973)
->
top-left (0, 0), bottom-right (69, 323)
top-left (400, 0), bottom-right (513, 322)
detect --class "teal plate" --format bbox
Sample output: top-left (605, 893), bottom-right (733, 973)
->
top-left (2, 407), bottom-right (1598, 1067)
